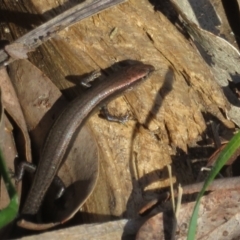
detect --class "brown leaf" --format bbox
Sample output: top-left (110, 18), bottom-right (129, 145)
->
top-left (0, 68), bottom-right (29, 210)
top-left (9, 59), bottom-right (99, 229)
top-left (136, 188), bottom-right (240, 239)
top-left (171, 0), bottom-right (240, 127)
top-left (0, 68), bottom-right (32, 163)
top-left (4, 43), bottom-right (29, 60)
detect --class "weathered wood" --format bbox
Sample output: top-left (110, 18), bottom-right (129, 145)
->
top-left (0, 0), bottom-right (235, 238)
top-left (0, 0), bottom-right (126, 66)
top-left (19, 218), bottom-right (144, 240)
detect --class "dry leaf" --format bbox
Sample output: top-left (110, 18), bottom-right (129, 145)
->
top-left (0, 68), bottom-right (29, 210)
top-left (4, 43), bottom-right (29, 60)
top-left (136, 188), bottom-right (240, 239)
top-left (8, 59), bottom-right (99, 229)
top-left (171, 0), bottom-right (240, 127)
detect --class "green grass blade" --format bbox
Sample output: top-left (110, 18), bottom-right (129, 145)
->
top-left (187, 131), bottom-right (240, 239)
top-left (0, 149), bottom-right (18, 228)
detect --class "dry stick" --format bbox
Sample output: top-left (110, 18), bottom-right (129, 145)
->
top-left (175, 185), bottom-right (182, 218)
top-left (139, 176), bottom-right (240, 215)
top-left (0, 0), bottom-right (126, 67)
top-left (167, 165), bottom-right (175, 211)
top-left (169, 177), bottom-right (240, 240)
top-left (180, 176), bottom-right (240, 195)
top-left (210, 121), bottom-right (221, 148)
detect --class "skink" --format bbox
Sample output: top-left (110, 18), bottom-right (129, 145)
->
top-left (21, 62), bottom-right (155, 215)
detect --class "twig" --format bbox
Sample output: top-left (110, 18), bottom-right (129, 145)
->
top-left (0, 0), bottom-right (126, 68)
top-left (181, 176), bottom-right (240, 195)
